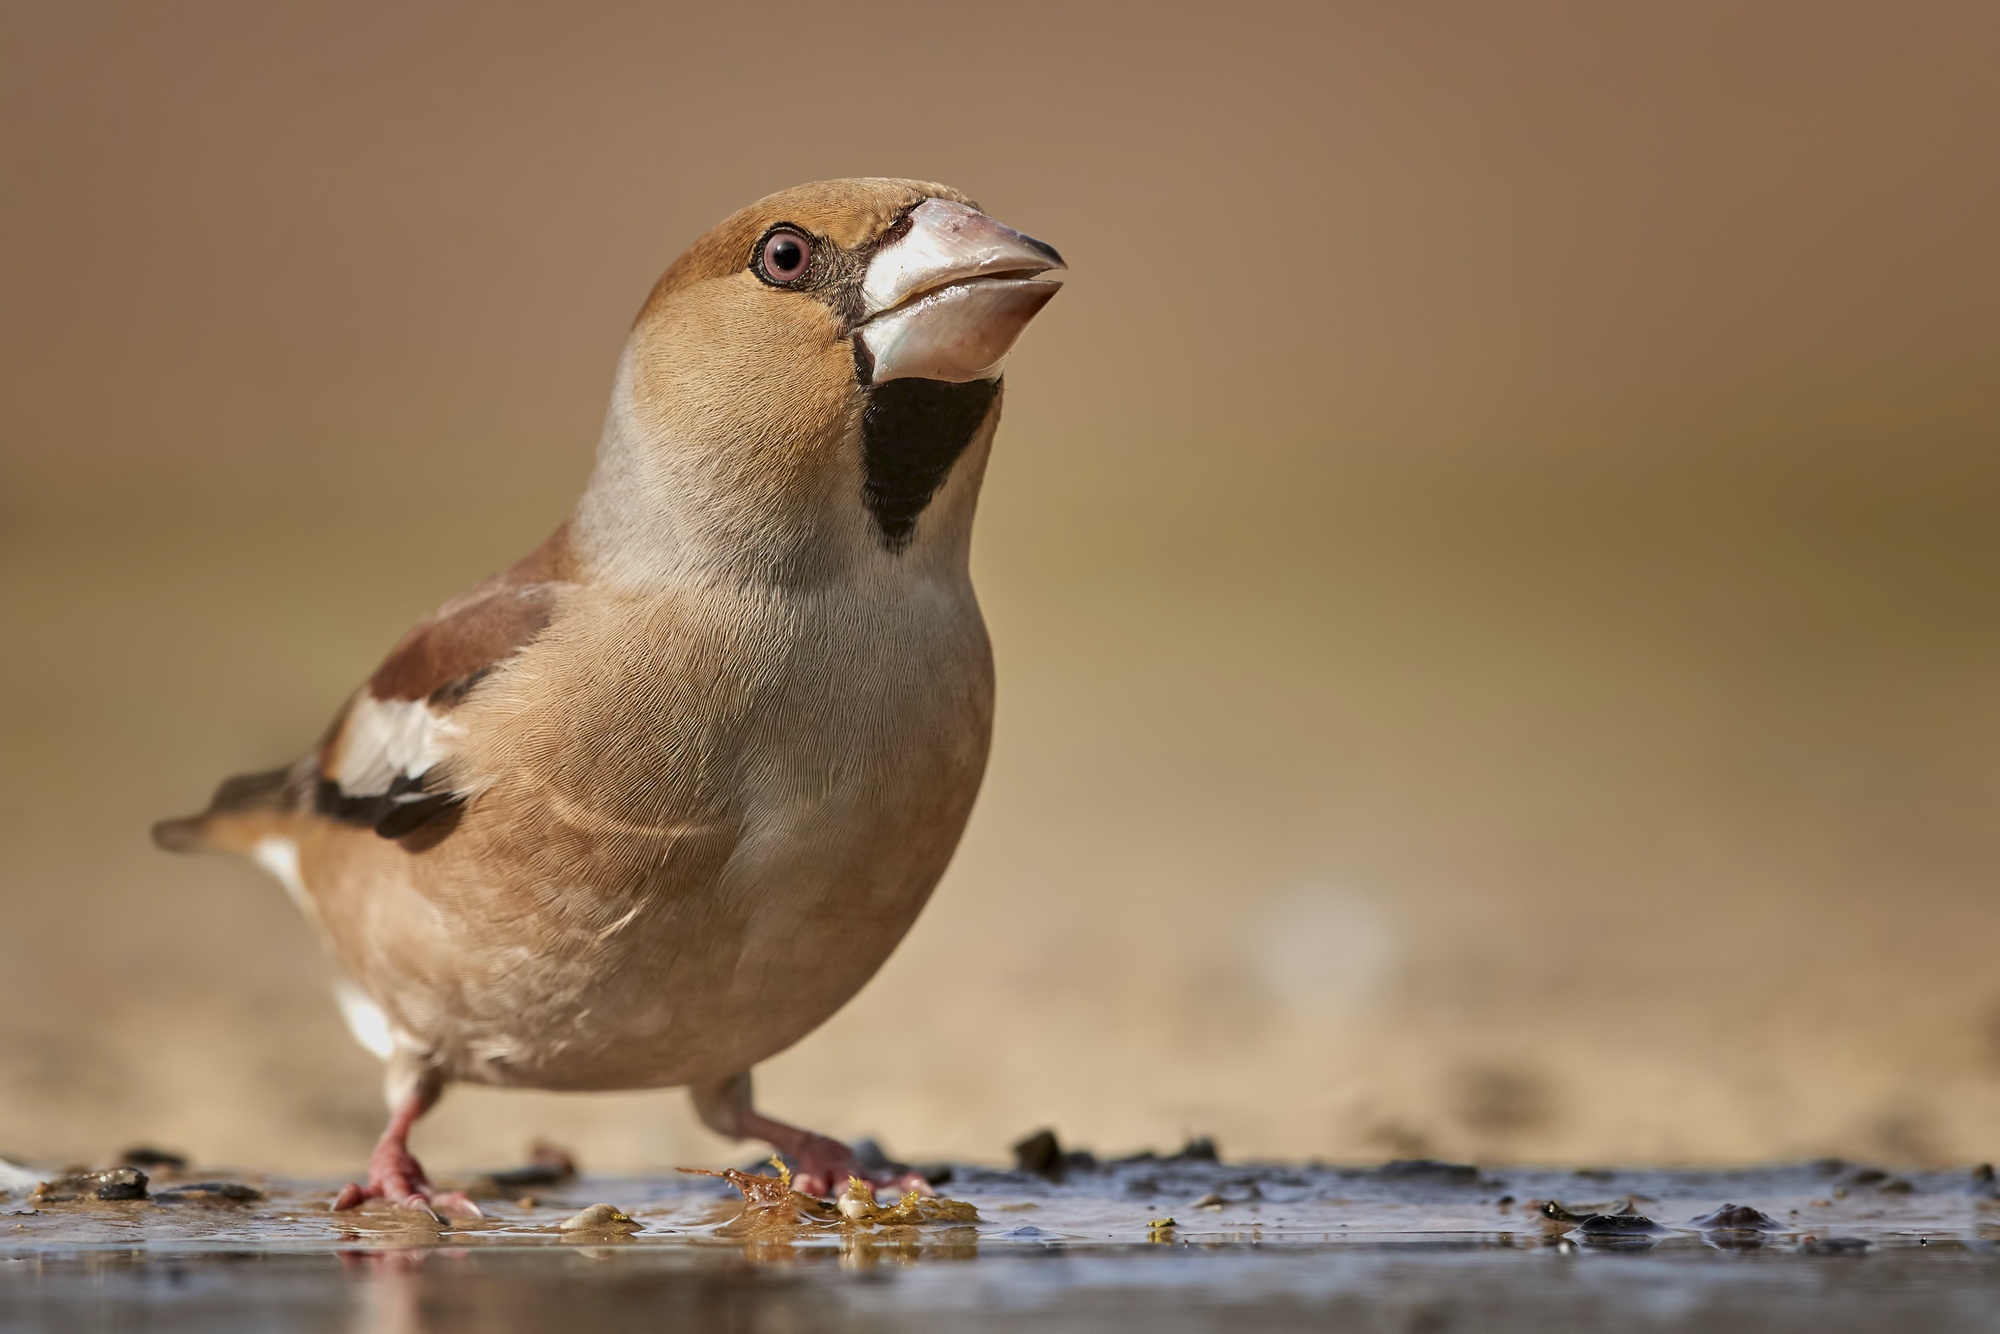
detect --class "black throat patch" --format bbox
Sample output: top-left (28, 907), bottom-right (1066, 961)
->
top-left (860, 377), bottom-right (999, 552)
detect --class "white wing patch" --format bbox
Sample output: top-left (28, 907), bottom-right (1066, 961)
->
top-left (250, 836), bottom-right (311, 912)
top-left (334, 981), bottom-right (399, 1060)
top-left (331, 695), bottom-right (463, 797)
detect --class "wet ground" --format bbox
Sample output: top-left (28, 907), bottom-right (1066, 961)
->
top-left (5, 1147), bottom-right (2000, 1331)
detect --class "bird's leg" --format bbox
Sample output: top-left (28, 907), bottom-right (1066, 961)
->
top-left (690, 1072), bottom-right (932, 1200)
top-left (331, 1063), bottom-right (482, 1221)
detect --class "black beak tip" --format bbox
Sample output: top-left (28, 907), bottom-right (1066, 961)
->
top-left (1021, 233), bottom-right (1066, 270)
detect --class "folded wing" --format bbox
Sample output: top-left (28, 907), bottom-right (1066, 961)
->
top-left (155, 530), bottom-right (574, 855)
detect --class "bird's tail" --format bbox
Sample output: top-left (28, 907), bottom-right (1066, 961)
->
top-left (152, 765), bottom-right (302, 856)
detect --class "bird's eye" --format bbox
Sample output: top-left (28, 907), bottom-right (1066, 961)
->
top-left (758, 230), bottom-right (813, 285)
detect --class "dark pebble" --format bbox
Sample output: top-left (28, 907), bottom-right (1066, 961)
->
top-left (1170, 1137), bottom-right (1219, 1163)
top-left (1574, 1212), bottom-right (1664, 1236)
top-left (1801, 1236), bottom-right (1872, 1255)
top-left (153, 1182), bottom-right (264, 1205)
top-left (1690, 1203), bottom-right (1786, 1232)
top-left (1846, 1168), bottom-right (1889, 1186)
top-left (1373, 1159), bottom-right (1479, 1184)
top-left (851, 1139), bottom-right (897, 1174)
top-left (1877, 1178), bottom-right (1915, 1194)
top-left (478, 1164), bottom-right (568, 1192)
top-left (1012, 1130), bottom-right (1065, 1180)
top-left (118, 1147), bottom-right (188, 1172)
top-left (474, 1141), bottom-right (577, 1194)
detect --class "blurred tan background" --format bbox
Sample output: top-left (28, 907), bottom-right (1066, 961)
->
top-left (4, 1), bottom-right (1998, 1175)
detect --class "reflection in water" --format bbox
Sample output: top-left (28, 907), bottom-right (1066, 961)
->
top-left (340, 1246), bottom-right (431, 1334)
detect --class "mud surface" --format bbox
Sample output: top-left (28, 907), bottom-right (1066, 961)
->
top-left (6, 1155), bottom-right (2000, 1330)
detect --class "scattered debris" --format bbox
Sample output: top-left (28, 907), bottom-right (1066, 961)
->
top-left (682, 1157), bottom-right (979, 1231)
top-left (559, 1203), bottom-right (639, 1234)
top-left (681, 1157), bottom-right (841, 1228)
top-left (835, 1177), bottom-right (978, 1226)
top-left (35, 1169), bottom-right (149, 1203)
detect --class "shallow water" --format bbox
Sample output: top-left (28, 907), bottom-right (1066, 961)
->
top-left (6, 1155), bottom-right (1999, 1331)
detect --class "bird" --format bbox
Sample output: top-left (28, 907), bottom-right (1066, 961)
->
top-left (153, 178), bottom-right (1063, 1217)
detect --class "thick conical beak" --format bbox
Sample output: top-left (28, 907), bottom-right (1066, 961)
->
top-left (856, 199), bottom-right (1064, 385)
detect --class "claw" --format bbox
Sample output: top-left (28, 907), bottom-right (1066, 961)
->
top-left (429, 1191), bottom-right (484, 1220)
top-left (397, 1193), bottom-right (440, 1222)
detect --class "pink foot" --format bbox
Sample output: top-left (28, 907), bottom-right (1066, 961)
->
top-left (785, 1131), bottom-right (933, 1200)
top-left (331, 1137), bottom-right (482, 1221)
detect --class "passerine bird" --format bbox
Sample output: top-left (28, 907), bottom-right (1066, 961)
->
top-left (155, 178), bottom-right (1062, 1216)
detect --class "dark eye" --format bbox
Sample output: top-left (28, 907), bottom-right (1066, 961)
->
top-left (758, 229), bottom-right (812, 284)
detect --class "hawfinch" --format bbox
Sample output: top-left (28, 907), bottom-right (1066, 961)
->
top-left (155, 178), bottom-right (1063, 1216)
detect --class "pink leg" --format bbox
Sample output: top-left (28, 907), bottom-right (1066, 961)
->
top-left (331, 1077), bottom-right (482, 1221)
top-left (692, 1073), bottom-right (931, 1199)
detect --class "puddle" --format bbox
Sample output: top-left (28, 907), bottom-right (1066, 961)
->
top-left (3, 1154), bottom-right (1999, 1330)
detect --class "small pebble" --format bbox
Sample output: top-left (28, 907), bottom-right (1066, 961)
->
top-left (837, 1179), bottom-right (877, 1223)
top-left (1192, 1193), bottom-right (1225, 1210)
top-left (35, 1169), bottom-right (148, 1203)
top-left (560, 1203), bottom-right (639, 1233)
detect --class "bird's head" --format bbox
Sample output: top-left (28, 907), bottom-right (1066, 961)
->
top-left (578, 178), bottom-right (1063, 583)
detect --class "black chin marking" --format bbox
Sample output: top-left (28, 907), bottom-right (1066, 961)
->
top-left (861, 378), bottom-right (999, 552)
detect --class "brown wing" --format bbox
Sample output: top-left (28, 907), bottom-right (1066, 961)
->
top-left (154, 526), bottom-right (576, 854)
